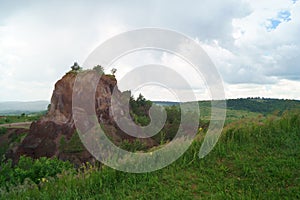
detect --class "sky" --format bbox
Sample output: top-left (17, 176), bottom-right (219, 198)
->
top-left (0, 0), bottom-right (299, 101)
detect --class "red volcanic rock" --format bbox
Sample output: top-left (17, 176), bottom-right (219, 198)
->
top-left (13, 70), bottom-right (157, 166)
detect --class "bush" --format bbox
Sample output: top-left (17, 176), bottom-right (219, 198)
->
top-left (0, 156), bottom-right (75, 190)
top-left (93, 65), bottom-right (104, 74)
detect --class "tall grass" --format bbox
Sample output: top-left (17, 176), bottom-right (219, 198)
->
top-left (1, 110), bottom-right (299, 199)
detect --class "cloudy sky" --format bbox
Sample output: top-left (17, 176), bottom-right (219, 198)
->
top-left (0, 0), bottom-right (299, 101)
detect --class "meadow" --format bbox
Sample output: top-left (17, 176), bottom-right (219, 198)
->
top-left (0, 113), bottom-right (43, 125)
top-left (0, 109), bottom-right (299, 199)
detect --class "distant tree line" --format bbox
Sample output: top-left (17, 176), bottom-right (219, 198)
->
top-left (226, 98), bottom-right (300, 114)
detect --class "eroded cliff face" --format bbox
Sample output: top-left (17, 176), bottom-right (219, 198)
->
top-left (13, 70), bottom-right (157, 166)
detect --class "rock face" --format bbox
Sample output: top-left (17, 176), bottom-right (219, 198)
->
top-left (13, 70), bottom-right (157, 166)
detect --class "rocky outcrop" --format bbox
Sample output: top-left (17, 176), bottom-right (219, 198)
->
top-left (13, 70), bottom-right (157, 166)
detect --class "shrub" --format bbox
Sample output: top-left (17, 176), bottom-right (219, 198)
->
top-left (93, 65), bottom-right (104, 74)
top-left (0, 156), bottom-right (74, 190)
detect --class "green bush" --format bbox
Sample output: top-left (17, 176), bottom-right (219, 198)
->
top-left (0, 156), bottom-right (74, 190)
top-left (93, 65), bottom-right (104, 74)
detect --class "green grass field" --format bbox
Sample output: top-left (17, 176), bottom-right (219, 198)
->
top-left (1, 110), bottom-right (299, 199)
top-left (0, 114), bottom-right (43, 125)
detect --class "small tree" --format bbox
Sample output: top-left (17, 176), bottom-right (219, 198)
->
top-left (71, 62), bottom-right (81, 71)
top-left (111, 68), bottom-right (117, 75)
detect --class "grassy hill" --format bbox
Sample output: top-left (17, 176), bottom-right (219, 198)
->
top-left (0, 109), bottom-right (299, 199)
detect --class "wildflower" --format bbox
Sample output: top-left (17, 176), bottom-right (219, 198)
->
top-left (41, 178), bottom-right (48, 183)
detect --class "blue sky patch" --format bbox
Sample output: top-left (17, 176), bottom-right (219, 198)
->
top-left (270, 19), bottom-right (281, 29)
top-left (278, 10), bottom-right (291, 22)
top-left (266, 10), bottom-right (291, 31)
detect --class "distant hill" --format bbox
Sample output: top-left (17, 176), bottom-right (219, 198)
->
top-left (226, 98), bottom-right (300, 114)
top-left (153, 98), bottom-right (300, 123)
top-left (155, 98), bottom-right (300, 114)
top-left (1, 98), bottom-right (299, 116)
top-left (0, 101), bottom-right (49, 115)
top-left (153, 101), bottom-right (179, 106)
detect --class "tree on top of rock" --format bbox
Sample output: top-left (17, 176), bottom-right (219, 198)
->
top-left (71, 62), bottom-right (82, 71)
top-left (93, 65), bottom-right (105, 74)
top-left (111, 68), bottom-right (117, 75)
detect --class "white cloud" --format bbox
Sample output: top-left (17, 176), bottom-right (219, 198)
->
top-left (111, 50), bottom-right (210, 101)
top-left (0, 0), bottom-right (299, 101)
top-left (225, 79), bottom-right (300, 100)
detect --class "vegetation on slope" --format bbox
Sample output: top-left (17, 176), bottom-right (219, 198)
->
top-left (0, 128), bottom-right (28, 158)
top-left (0, 110), bottom-right (299, 199)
